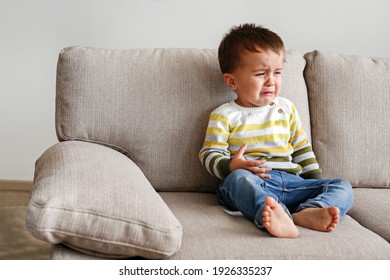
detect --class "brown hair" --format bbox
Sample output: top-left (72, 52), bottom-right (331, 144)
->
top-left (218, 23), bottom-right (285, 73)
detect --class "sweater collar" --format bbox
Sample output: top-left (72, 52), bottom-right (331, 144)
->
top-left (230, 97), bottom-right (280, 112)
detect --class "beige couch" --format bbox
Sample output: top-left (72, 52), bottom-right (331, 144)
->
top-left (26, 47), bottom-right (390, 259)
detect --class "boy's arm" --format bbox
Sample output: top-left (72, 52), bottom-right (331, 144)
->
top-left (199, 113), bottom-right (271, 179)
top-left (199, 143), bottom-right (271, 179)
top-left (292, 145), bottom-right (322, 179)
top-left (289, 105), bottom-right (322, 179)
top-left (198, 112), bottom-right (232, 179)
top-left (230, 144), bottom-right (272, 179)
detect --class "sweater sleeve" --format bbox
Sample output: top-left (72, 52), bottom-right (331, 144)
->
top-left (289, 104), bottom-right (322, 179)
top-left (198, 112), bottom-right (232, 179)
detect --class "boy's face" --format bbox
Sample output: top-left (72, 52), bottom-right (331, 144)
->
top-left (224, 48), bottom-right (284, 107)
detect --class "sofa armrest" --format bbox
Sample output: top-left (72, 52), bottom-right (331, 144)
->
top-left (26, 141), bottom-right (182, 259)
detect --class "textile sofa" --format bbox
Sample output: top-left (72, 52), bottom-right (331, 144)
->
top-left (26, 47), bottom-right (390, 259)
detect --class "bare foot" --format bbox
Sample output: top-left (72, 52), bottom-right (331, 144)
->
top-left (262, 197), bottom-right (299, 238)
top-left (292, 207), bottom-right (339, 232)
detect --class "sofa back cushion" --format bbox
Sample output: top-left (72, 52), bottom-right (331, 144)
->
top-left (304, 51), bottom-right (390, 188)
top-left (56, 47), bottom-right (310, 191)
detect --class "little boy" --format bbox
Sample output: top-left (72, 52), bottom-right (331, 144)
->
top-left (199, 23), bottom-right (353, 238)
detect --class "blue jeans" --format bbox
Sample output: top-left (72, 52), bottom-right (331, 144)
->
top-left (217, 169), bottom-right (353, 229)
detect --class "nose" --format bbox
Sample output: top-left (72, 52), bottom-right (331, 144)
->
top-left (265, 74), bottom-right (275, 87)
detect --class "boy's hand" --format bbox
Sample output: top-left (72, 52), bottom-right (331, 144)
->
top-left (230, 144), bottom-right (272, 179)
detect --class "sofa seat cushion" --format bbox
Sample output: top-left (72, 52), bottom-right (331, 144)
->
top-left (51, 191), bottom-right (390, 260)
top-left (304, 51), bottom-right (390, 188)
top-left (26, 141), bottom-right (182, 259)
top-left (348, 188), bottom-right (390, 242)
top-left (161, 192), bottom-right (390, 260)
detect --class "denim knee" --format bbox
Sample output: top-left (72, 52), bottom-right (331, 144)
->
top-left (336, 179), bottom-right (354, 214)
top-left (217, 169), bottom-right (256, 210)
top-left (219, 169), bottom-right (270, 224)
top-left (295, 177), bottom-right (354, 218)
top-left (323, 178), bottom-right (354, 218)
top-left (225, 169), bottom-right (254, 185)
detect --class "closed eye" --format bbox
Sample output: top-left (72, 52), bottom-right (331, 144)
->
top-left (274, 70), bottom-right (283, 75)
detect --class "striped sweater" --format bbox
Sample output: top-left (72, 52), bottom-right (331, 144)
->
top-left (199, 97), bottom-right (322, 180)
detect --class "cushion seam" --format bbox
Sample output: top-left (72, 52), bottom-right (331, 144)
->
top-left (29, 200), bottom-right (180, 234)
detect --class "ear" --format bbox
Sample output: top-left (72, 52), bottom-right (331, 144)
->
top-left (223, 73), bottom-right (237, 90)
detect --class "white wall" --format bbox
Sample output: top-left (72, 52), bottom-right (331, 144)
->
top-left (1, 0), bottom-right (389, 180)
